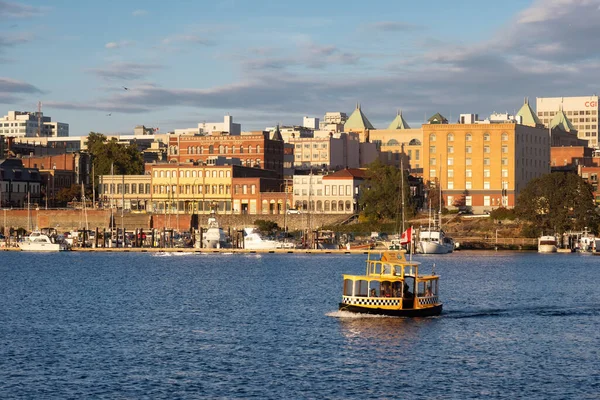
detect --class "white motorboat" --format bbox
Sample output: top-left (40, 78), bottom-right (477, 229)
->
top-left (19, 231), bottom-right (67, 252)
top-left (417, 228), bottom-right (454, 254)
top-left (538, 235), bottom-right (557, 253)
top-left (202, 216), bottom-right (229, 249)
top-left (242, 228), bottom-right (295, 250)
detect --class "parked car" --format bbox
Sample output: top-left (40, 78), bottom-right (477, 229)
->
top-left (286, 209), bottom-right (302, 214)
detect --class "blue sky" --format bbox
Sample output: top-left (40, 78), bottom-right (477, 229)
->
top-left (2, 0), bottom-right (600, 135)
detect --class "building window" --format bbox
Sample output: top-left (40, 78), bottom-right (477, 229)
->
top-left (448, 169), bottom-right (454, 178)
top-left (415, 150), bottom-right (420, 160)
top-left (466, 146), bottom-right (472, 154)
top-left (484, 169), bottom-right (491, 178)
top-left (501, 133), bottom-right (508, 141)
top-left (466, 158), bottom-right (472, 166)
top-left (501, 145), bottom-right (508, 153)
top-left (484, 145), bottom-right (490, 153)
top-left (430, 169), bottom-right (436, 178)
top-left (484, 133), bottom-right (490, 141)
top-left (466, 133), bottom-right (472, 141)
top-left (447, 158), bottom-right (453, 166)
top-left (430, 158), bottom-right (436, 166)
top-left (484, 196), bottom-right (491, 206)
top-left (484, 158), bottom-right (490, 166)
top-left (466, 181), bottom-right (472, 189)
top-left (447, 182), bottom-right (454, 190)
top-left (502, 158), bottom-right (508, 166)
top-left (447, 133), bottom-right (454, 142)
top-left (466, 169), bottom-right (472, 178)
top-left (429, 134), bottom-right (436, 142)
top-left (447, 146), bottom-right (454, 154)
top-left (484, 182), bottom-right (490, 190)
top-left (429, 146), bottom-right (436, 153)
top-left (466, 196), bottom-right (472, 206)
top-left (502, 169), bottom-right (508, 178)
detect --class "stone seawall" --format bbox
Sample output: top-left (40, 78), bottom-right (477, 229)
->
top-left (0, 209), bottom-right (350, 232)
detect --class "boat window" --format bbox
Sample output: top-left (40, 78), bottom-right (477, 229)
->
top-left (382, 263), bottom-right (392, 275)
top-left (370, 262), bottom-right (381, 275)
top-left (394, 266), bottom-right (402, 276)
top-left (343, 279), bottom-right (353, 296)
top-left (354, 280), bottom-right (368, 297)
top-left (404, 265), bottom-right (415, 276)
top-left (392, 281), bottom-right (402, 298)
top-left (417, 281), bottom-right (426, 297)
top-left (369, 281), bottom-right (381, 297)
top-left (403, 277), bottom-right (415, 298)
top-left (381, 281), bottom-right (392, 297)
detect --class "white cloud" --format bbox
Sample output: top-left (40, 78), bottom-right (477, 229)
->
top-left (132, 9), bottom-right (147, 17)
top-left (0, 0), bottom-right (44, 18)
top-left (104, 40), bottom-right (134, 50)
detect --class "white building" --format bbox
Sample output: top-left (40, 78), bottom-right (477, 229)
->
top-left (303, 116), bottom-right (319, 130)
top-left (198, 115), bottom-right (241, 136)
top-left (536, 96), bottom-right (599, 147)
top-left (290, 132), bottom-right (360, 170)
top-left (292, 168), bottom-right (365, 213)
top-left (0, 111), bottom-right (69, 138)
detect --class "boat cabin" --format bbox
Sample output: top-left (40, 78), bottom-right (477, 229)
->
top-left (340, 251), bottom-right (442, 316)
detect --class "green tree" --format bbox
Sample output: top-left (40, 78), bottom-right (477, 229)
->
top-left (254, 219), bottom-right (279, 234)
top-left (515, 172), bottom-right (599, 234)
top-left (88, 132), bottom-right (144, 180)
top-left (359, 160), bottom-right (415, 223)
top-left (55, 184), bottom-right (92, 206)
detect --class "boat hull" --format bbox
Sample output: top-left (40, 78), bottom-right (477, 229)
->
top-left (538, 245), bottom-right (557, 253)
top-left (338, 303), bottom-right (443, 317)
top-left (418, 241), bottom-right (453, 254)
top-left (18, 243), bottom-right (65, 252)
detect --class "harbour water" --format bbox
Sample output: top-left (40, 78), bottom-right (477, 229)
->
top-left (1, 251), bottom-right (599, 399)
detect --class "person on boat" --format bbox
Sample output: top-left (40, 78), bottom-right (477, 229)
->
top-left (403, 283), bottom-right (413, 299)
top-left (370, 288), bottom-right (377, 297)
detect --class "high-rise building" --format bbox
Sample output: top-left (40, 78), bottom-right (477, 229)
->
top-left (0, 111), bottom-right (69, 138)
top-left (536, 96), bottom-right (599, 147)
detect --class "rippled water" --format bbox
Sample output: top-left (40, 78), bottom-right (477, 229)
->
top-left (1, 251), bottom-right (599, 399)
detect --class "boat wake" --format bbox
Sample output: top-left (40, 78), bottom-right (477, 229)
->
top-left (444, 304), bottom-right (600, 319)
top-left (326, 310), bottom-right (398, 319)
top-left (153, 252), bottom-right (172, 257)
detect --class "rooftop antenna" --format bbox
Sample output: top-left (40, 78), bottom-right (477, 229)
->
top-left (37, 101), bottom-right (42, 137)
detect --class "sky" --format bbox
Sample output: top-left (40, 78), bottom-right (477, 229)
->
top-left (1, 0), bottom-right (600, 136)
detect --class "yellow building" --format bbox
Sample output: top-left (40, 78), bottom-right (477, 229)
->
top-left (150, 164), bottom-right (233, 214)
top-left (98, 175), bottom-right (152, 211)
top-left (369, 117), bottom-right (422, 173)
top-left (422, 123), bottom-right (550, 212)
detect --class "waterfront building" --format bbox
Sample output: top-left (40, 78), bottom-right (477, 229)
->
top-left (344, 104), bottom-right (375, 142)
top-left (319, 112), bottom-right (347, 133)
top-left (289, 132), bottom-right (360, 170)
top-left (292, 168), bottom-right (365, 214)
top-left (0, 158), bottom-right (42, 207)
top-left (369, 110), bottom-right (421, 173)
top-left (421, 120), bottom-right (550, 213)
top-left (267, 125), bottom-right (313, 142)
top-left (578, 165), bottom-right (600, 204)
top-left (167, 131), bottom-right (284, 177)
top-left (536, 95), bottom-right (599, 147)
top-left (0, 111), bottom-right (68, 138)
top-left (551, 146), bottom-right (594, 169)
top-left (98, 174), bottom-right (152, 212)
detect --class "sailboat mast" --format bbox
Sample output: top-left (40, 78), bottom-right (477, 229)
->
top-left (401, 159), bottom-right (405, 234)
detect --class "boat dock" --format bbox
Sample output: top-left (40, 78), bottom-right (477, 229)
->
top-left (1, 246), bottom-right (373, 254)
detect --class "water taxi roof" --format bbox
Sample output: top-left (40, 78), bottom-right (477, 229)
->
top-left (369, 251), bottom-right (421, 266)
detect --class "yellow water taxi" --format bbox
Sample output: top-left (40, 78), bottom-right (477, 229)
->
top-left (339, 251), bottom-right (442, 317)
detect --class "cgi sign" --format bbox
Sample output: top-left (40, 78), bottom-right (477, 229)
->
top-left (585, 101), bottom-right (598, 107)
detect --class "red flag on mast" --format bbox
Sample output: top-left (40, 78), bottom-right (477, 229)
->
top-left (400, 226), bottom-right (413, 245)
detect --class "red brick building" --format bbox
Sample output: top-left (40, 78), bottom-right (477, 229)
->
top-left (167, 131), bottom-right (284, 177)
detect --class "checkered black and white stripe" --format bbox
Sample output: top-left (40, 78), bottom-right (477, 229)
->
top-left (418, 296), bottom-right (439, 306)
top-left (343, 296), bottom-right (400, 306)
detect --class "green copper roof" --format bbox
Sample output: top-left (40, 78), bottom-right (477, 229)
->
top-left (387, 110), bottom-right (411, 130)
top-left (550, 109), bottom-right (576, 133)
top-left (516, 97), bottom-right (542, 127)
top-left (428, 113), bottom-right (448, 124)
top-left (344, 103), bottom-right (375, 130)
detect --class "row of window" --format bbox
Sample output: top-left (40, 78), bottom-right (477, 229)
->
top-left (430, 145), bottom-right (509, 154)
top-left (447, 195), bottom-right (507, 207)
top-left (0, 183), bottom-right (40, 193)
top-left (538, 110), bottom-right (597, 116)
top-left (430, 157), bottom-right (510, 166)
top-left (153, 169), bottom-right (232, 179)
top-left (294, 143), bottom-right (329, 149)
top-left (429, 133), bottom-right (510, 142)
top-left (185, 145), bottom-right (262, 154)
top-left (294, 200), bottom-right (354, 212)
top-left (101, 183), bottom-right (151, 194)
top-left (153, 184), bottom-right (233, 196)
top-left (294, 185), bottom-right (355, 197)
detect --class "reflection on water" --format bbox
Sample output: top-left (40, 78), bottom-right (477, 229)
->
top-left (1, 251), bottom-right (599, 399)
